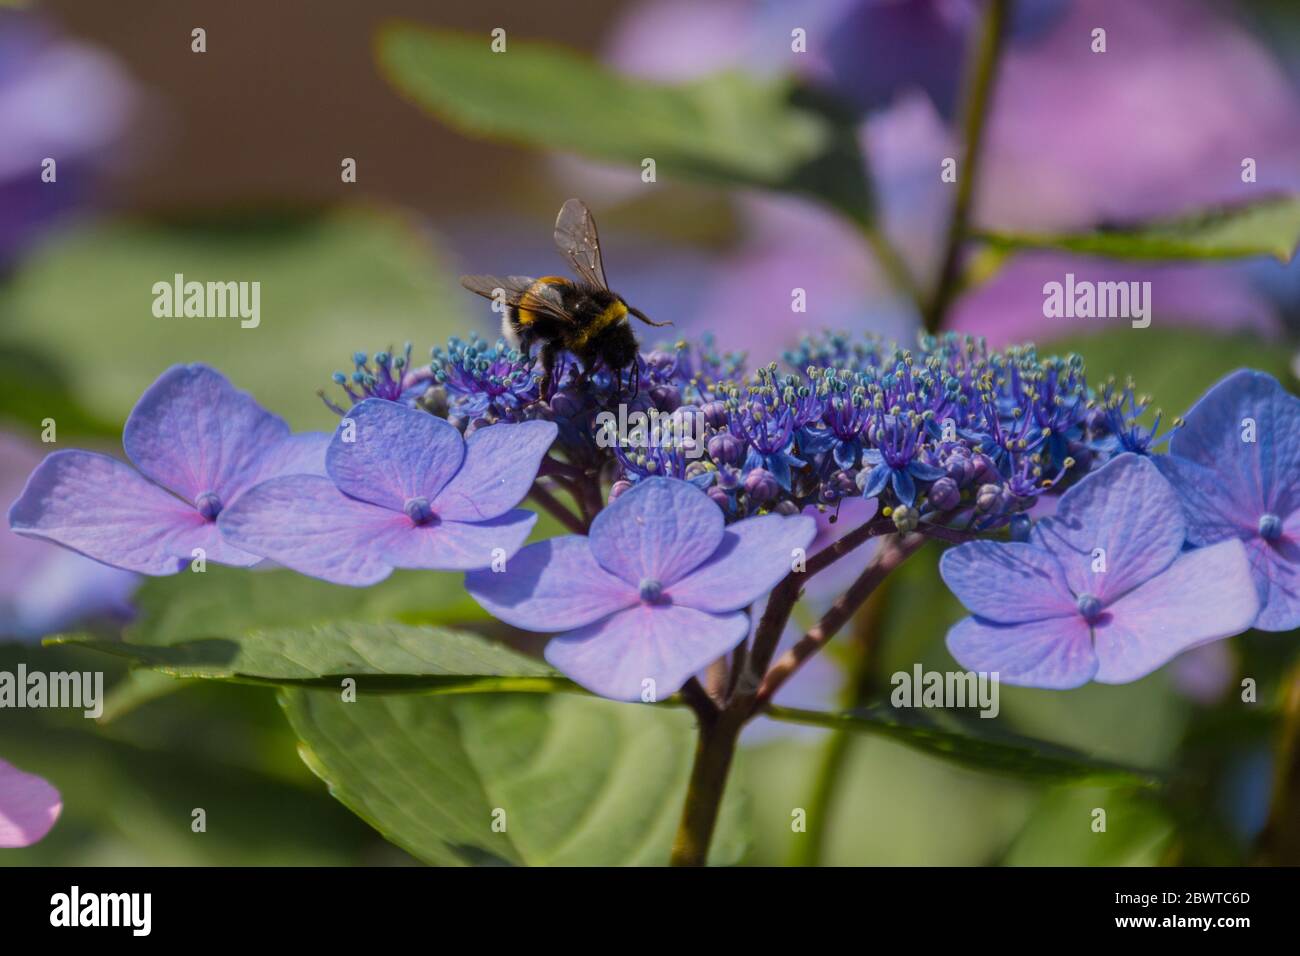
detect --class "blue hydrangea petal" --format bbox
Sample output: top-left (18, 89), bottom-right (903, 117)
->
top-left (1153, 454), bottom-right (1254, 547)
top-left (1094, 539), bottom-right (1259, 682)
top-left (465, 536), bottom-right (638, 631)
top-left (544, 603), bottom-right (750, 702)
top-left (123, 364), bottom-right (290, 504)
top-left (433, 420), bottom-right (557, 522)
top-left (891, 467), bottom-right (916, 507)
top-left (945, 614), bottom-right (1097, 690)
top-left (9, 449), bottom-right (240, 575)
top-left (861, 448), bottom-right (884, 466)
top-left (1031, 454), bottom-right (1184, 605)
top-left (939, 540), bottom-right (1075, 624)
top-left (668, 513), bottom-right (817, 614)
top-left (216, 474), bottom-right (401, 586)
top-left (1170, 369), bottom-right (1300, 517)
top-left (588, 477), bottom-right (725, 587)
top-left (907, 460), bottom-right (948, 482)
top-left (859, 462), bottom-right (892, 499)
top-left (1247, 523), bottom-right (1300, 632)
top-left (832, 441), bottom-right (860, 472)
top-left (326, 399), bottom-right (465, 512)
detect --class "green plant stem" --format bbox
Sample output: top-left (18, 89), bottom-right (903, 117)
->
top-left (755, 533), bottom-right (924, 708)
top-left (923, 0), bottom-right (1009, 333)
top-left (669, 709), bottom-right (745, 866)
top-left (670, 532), bottom-right (921, 866)
top-left (785, 552), bottom-right (898, 866)
top-left (527, 481), bottom-right (588, 534)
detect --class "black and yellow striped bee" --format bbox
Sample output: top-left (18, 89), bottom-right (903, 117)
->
top-left (460, 199), bottom-right (670, 399)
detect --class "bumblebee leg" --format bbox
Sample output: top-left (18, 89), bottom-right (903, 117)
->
top-left (628, 306), bottom-right (672, 328)
top-left (538, 342), bottom-right (558, 401)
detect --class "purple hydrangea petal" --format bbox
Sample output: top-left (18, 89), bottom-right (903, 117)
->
top-left (0, 756), bottom-right (61, 848)
top-left (946, 614), bottom-right (1097, 690)
top-left (667, 513), bottom-right (816, 613)
top-left (8, 450), bottom-right (222, 575)
top-left (1154, 453), bottom-right (1254, 546)
top-left (587, 477), bottom-right (724, 587)
top-left (122, 364), bottom-right (290, 504)
top-left (1247, 521), bottom-right (1300, 633)
top-left (544, 603), bottom-right (750, 702)
top-left (326, 399), bottom-right (464, 512)
top-left (247, 432), bottom-right (331, 485)
top-left (1169, 370), bottom-right (1300, 517)
top-left (432, 420), bottom-right (557, 522)
top-left (1094, 539), bottom-right (1259, 683)
top-left (939, 540), bottom-right (1076, 624)
top-left (464, 536), bottom-right (638, 631)
top-left (217, 475), bottom-right (404, 586)
top-left (380, 510), bottom-right (536, 572)
top-left (1031, 453), bottom-right (1184, 605)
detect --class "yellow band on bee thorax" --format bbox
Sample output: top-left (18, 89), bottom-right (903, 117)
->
top-left (573, 299), bottom-right (627, 348)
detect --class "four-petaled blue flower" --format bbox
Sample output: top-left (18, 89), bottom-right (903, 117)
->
top-left (1155, 370), bottom-right (1300, 631)
top-left (465, 477), bottom-right (816, 701)
top-left (941, 454), bottom-right (1259, 689)
top-left (9, 364), bottom-right (330, 575)
top-left (218, 399), bottom-right (555, 586)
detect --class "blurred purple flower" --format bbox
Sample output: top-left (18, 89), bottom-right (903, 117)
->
top-left (0, 432), bottom-right (135, 641)
top-left (219, 399), bottom-right (554, 586)
top-left (466, 477), bottom-right (815, 701)
top-left (0, 10), bottom-right (136, 270)
top-left (0, 756), bottom-right (59, 848)
top-left (596, 0), bottom-right (1300, 353)
top-left (823, 0), bottom-right (1071, 119)
top-left (1155, 370), bottom-right (1300, 632)
top-left (942, 454), bottom-right (1258, 688)
top-left (9, 365), bottom-right (329, 576)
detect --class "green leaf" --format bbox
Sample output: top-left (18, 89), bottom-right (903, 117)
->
top-left (0, 208), bottom-right (468, 430)
top-left (741, 736), bottom-right (1034, 866)
top-left (118, 564), bottom-right (486, 648)
top-left (0, 341), bottom-right (119, 441)
top-left (375, 24), bottom-right (873, 222)
top-left (763, 704), bottom-right (1160, 787)
top-left (978, 195), bottom-right (1300, 263)
top-left (1002, 786), bottom-right (1174, 866)
top-left (50, 622), bottom-right (561, 692)
top-left (282, 689), bottom-right (748, 866)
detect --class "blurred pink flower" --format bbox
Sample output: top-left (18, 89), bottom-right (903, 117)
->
top-left (0, 756), bottom-right (60, 848)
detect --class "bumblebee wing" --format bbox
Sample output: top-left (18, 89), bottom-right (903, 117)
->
top-left (554, 198), bottom-right (609, 290)
top-left (459, 274), bottom-right (574, 323)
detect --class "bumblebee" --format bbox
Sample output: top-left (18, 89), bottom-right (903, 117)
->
top-left (460, 198), bottom-right (669, 398)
